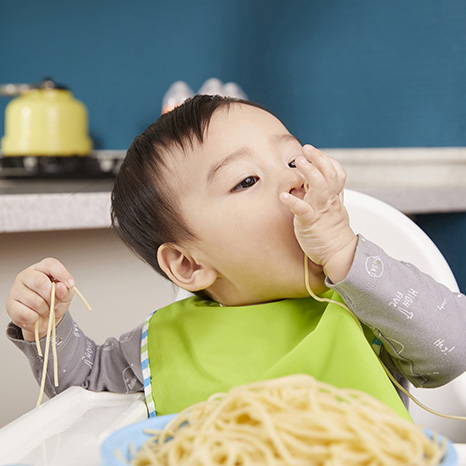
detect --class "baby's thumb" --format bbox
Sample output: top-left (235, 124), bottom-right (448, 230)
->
top-left (53, 282), bottom-right (75, 314)
top-left (54, 281), bottom-right (74, 300)
top-left (280, 192), bottom-right (314, 221)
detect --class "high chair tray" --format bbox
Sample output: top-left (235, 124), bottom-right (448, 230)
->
top-left (0, 386), bottom-right (147, 466)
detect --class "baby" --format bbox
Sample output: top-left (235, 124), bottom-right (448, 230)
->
top-left (6, 95), bottom-right (466, 418)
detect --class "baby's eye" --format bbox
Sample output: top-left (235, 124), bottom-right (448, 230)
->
top-left (232, 176), bottom-right (259, 192)
top-left (288, 160), bottom-right (296, 168)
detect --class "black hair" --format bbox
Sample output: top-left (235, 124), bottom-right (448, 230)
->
top-left (111, 94), bottom-right (268, 283)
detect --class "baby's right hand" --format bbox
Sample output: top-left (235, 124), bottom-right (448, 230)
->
top-left (6, 258), bottom-right (75, 342)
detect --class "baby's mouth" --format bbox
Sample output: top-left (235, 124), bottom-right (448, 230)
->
top-left (289, 186), bottom-right (306, 200)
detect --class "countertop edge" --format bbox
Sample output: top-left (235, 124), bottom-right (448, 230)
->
top-left (0, 192), bottom-right (111, 233)
top-left (2, 147), bottom-right (466, 233)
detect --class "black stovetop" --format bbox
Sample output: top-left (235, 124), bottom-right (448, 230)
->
top-left (0, 153), bottom-right (123, 180)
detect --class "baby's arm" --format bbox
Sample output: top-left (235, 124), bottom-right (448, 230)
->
top-left (7, 312), bottom-right (143, 397)
top-left (279, 147), bottom-right (466, 387)
top-left (328, 236), bottom-right (466, 388)
top-left (6, 258), bottom-right (143, 397)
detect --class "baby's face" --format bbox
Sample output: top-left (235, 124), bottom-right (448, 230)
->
top-left (166, 104), bottom-right (327, 305)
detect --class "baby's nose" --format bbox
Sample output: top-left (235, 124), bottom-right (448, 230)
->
top-left (288, 174), bottom-right (306, 200)
top-left (277, 159), bottom-right (305, 197)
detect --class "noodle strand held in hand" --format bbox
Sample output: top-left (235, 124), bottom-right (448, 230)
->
top-left (36, 282), bottom-right (56, 407)
top-left (34, 318), bottom-right (42, 357)
top-left (35, 285), bottom-right (91, 408)
top-left (130, 374), bottom-right (446, 466)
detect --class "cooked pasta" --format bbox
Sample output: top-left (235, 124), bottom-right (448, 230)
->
top-left (35, 284), bottom-right (91, 407)
top-left (131, 374), bottom-right (446, 466)
top-left (36, 282), bottom-right (57, 407)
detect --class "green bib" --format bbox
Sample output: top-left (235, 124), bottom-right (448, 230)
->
top-left (142, 292), bottom-right (410, 421)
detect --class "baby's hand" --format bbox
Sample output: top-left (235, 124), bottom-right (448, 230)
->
top-left (6, 258), bottom-right (75, 342)
top-left (279, 145), bottom-right (357, 284)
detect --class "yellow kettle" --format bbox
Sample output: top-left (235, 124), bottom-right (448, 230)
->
top-left (1, 78), bottom-right (92, 156)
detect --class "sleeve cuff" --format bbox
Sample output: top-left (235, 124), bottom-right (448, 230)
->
top-left (325, 234), bottom-right (383, 309)
top-left (6, 312), bottom-right (75, 354)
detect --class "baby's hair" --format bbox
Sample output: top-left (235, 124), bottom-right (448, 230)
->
top-left (111, 95), bottom-right (268, 285)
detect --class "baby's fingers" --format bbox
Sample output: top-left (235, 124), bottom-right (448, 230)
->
top-left (6, 296), bottom-right (47, 341)
top-left (295, 156), bottom-right (329, 207)
top-left (53, 282), bottom-right (75, 317)
top-left (327, 155), bottom-right (347, 194)
top-left (6, 290), bottom-right (44, 326)
top-left (280, 192), bottom-right (315, 221)
top-left (302, 146), bottom-right (340, 196)
top-left (28, 258), bottom-right (74, 308)
top-left (20, 267), bottom-right (57, 308)
top-left (54, 281), bottom-right (73, 301)
top-left (34, 258), bottom-right (75, 289)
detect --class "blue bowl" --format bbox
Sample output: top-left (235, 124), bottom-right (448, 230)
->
top-left (101, 414), bottom-right (177, 466)
top-left (101, 415), bottom-right (458, 466)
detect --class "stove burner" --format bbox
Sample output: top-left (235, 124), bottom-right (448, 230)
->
top-left (0, 154), bottom-right (122, 179)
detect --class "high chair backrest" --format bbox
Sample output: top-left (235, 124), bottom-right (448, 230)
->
top-left (344, 189), bottom-right (466, 442)
top-left (343, 189), bottom-right (458, 292)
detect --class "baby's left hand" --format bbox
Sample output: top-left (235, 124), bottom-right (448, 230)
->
top-left (279, 145), bottom-right (357, 283)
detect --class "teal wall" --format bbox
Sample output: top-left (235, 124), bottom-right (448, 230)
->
top-left (1, 0), bottom-right (466, 287)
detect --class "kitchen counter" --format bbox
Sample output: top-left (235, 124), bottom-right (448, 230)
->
top-left (350, 186), bottom-right (466, 214)
top-left (328, 146), bottom-right (466, 215)
top-left (1, 148), bottom-right (466, 233)
top-left (0, 178), bottom-right (114, 232)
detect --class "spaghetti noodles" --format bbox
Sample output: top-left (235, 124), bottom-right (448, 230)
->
top-left (130, 374), bottom-right (446, 466)
top-left (35, 284), bottom-right (91, 407)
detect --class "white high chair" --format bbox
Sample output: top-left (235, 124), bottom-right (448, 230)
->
top-left (344, 189), bottom-right (466, 442)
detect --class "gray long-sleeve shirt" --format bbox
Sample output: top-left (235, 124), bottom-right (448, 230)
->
top-left (7, 236), bottom-right (466, 404)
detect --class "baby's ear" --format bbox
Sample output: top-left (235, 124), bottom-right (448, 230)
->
top-left (157, 243), bottom-right (217, 292)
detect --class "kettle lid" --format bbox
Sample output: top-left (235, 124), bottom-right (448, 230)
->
top-left (38, 77), bottom-right (69, 91)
